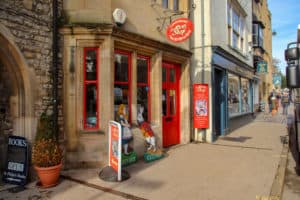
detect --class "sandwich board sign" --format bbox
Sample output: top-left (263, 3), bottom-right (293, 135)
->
top-left (3, 135), bottom-right (29, 185)
top-left (108, 121), bottom-right (122, 181)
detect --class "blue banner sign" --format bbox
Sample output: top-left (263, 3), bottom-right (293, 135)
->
top-left (273, 74), bottom-right (282, 87)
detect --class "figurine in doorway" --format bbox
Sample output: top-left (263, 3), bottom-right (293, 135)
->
top-left (117, 104), bottom-right (133, 155)
top-left (137, 106), bottom-right (156, 152)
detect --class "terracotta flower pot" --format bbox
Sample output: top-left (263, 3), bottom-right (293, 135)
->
top-left (34, 163), bottom-right (62, 188)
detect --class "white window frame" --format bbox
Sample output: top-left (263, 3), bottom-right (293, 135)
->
top-left (227, 1), bottom-right (246, 53)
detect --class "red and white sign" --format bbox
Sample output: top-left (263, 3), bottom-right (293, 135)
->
top-left (108, 121), bottom-right (122, 181)
top-left (193, 84), bottom-right (209, 128)
top-left (166, 18), bottom-right (194, 43)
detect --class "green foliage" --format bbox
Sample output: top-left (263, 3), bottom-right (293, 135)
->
top-left (35, 111), bottom-right (55, 141)
top-left (32, 109), bottom-right (62, 167)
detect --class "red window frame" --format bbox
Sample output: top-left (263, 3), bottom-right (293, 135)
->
top-left (83, 47), bottom-right (99, 130)
top-left (114, 50), bottom-right (132, 122)
top-left (137, 55), bottom-right (151, 121)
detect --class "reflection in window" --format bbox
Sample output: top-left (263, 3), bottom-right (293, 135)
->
top-left (137, 56), bottom-right (150, 122)
top-left (162, 0), bottom-right (168, 8)
top-left (228, 73), bottom-right (251, 117)
top-left (114, 51), bottom-right (131, 122)
top-left (162, 67), bottom-right (167, 82)
top-left (228, 73), bottom-right (240, 116)
top-left (162, 89), bottom-right (167, 116)
top-left (241, 78), bottom-right (250, 113)
top-left (115, 54), bottom-right (129, 82)
top-left (169, 90), bottom-right (176, 115)
top-left (85, 84), bottom-right (97, 128)
top-left (86, 50), bottom-right (97, 80)
top-left (170, 68), bottom-right (175, 82)
top-left (84, 47), bottom-right (99, 129)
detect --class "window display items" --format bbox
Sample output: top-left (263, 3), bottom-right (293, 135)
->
top-left (117, 104), bottom-right (137, 166)
top-left (137, 106), bottom-right (163, 163)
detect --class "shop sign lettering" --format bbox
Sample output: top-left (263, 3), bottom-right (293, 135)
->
top-left (166, 18), bottom-right (194, 43)
top-left (3, 135), bottom-right (28, 186)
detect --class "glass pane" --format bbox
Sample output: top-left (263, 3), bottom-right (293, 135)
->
top-left (232, 32), bottom-right (238, 49)
top-left (162, 0), bottom-right (168, 8)
top-left (114, 84), bottom-right (129, 121)
top-left (228, 73), bottom-right (240, 116)
top-left (85, 84), bottom-right (97, 128)
top-left (170, 68), bottom-right (175, 82)
top-left (162, 89), bottom-right (167, 116)
top-left (232, 9), bottom-right (239, 33)
top-left (115, 54), bottom-right (128, 82)
top-left (173, 0), bottom-right (179, 11)
top-left (86, 49), bottom-right (97, 80)
top-left (241, 78), bottom-right (250, 113)
top-left (137, 58), bottom-right (148, 84)
top-left (169, 90), bottom-right (176, 115)
top-left (162, 67), bottom-right (167, 82)
top-left (137, 86), bottom-right (149, 122)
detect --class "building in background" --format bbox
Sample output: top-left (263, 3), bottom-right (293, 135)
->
top-left (191, 0), bottom-right (257, 142)
top-left (252, 0), bottom-right (273, 108)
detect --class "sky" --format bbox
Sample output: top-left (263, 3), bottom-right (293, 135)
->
top-left (268, 0), bottom-right (300, 73)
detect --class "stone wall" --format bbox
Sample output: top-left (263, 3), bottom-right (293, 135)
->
top-left (0, 0), bottom-right (63, 134)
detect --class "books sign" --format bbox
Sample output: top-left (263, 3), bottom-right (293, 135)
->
top-left (3, 136), bottom-right (29, 185)
top-left (166, 18), bottom-right (193, 43)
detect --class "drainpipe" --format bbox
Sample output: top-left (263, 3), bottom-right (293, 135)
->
top-left (52, 0), bottom-right (58, 140)
top-left (200, 0), bottom-right (206, 142)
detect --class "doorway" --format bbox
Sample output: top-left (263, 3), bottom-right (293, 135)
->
top-left (214, 68), bottom-right (227, 136)
top-left (162, 62), bottom-right (180, 147)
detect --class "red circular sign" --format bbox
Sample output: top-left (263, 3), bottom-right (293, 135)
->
top-left (166, 18), bottom-right (194, 43)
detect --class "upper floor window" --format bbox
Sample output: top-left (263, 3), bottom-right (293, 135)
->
top-left (162, 0), bottom-right (179, 11)
top-left (83, 47), bottom-right (99, 130)
top-left (253, 22), bottom-right (264, 48)
top-left (227, 1), bottom-right (246, 53)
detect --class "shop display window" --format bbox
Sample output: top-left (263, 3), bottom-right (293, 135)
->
top-left (114, 51), bottom-right (131, 122)
top-left (228, 73), bottom-right (240, 116)
top-left (228, 73), bottom-right (252, 117)
top-left (137, 56), bottom-right (150, 122)
top-left (83, 48), bottom-right (99, 129)
top-left (241, 78), bottom-right (250, 113)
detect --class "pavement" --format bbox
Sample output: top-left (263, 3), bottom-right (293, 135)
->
top-left (0, 109), bottom-right (295, 200)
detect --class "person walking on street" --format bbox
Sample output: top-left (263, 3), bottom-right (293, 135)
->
top-left (268, 92), bottom-right (273, 113)
top-left (281, 89), bottom-right (290, 115)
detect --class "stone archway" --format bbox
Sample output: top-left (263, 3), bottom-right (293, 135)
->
top-left (0, 24), bottom-right (37, 141)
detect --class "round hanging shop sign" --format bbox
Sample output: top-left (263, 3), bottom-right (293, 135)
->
top-left (166, 18), bottom-right (194, 43)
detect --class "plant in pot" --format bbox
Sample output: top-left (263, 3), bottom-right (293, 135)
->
top-left (32, 109), bottom-right (62, 188)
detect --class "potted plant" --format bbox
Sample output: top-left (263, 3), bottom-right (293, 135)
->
top-left (32, 109), bottom-right (62, 188)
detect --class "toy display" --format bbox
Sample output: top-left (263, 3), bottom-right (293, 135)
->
top-left (137, 106), bottom-right (163, 162)
top-left (117, 104), bottom-right (137, 166)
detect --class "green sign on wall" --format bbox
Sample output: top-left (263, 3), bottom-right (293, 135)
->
top-left (257, 61), bottom-right (268, 73)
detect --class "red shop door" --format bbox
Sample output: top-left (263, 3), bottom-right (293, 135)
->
top-left (162, 62), bottom-right (180, 147)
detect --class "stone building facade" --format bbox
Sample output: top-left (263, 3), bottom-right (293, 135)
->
top-left (0, 0), bottom-right (63, 176)
top-left (252, 0), bottom-right (273, 104)
top-left (61, 0), bottom-right (192, 168)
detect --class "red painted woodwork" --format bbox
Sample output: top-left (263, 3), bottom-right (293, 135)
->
top-left (162, 62), bottom-right (180, 147)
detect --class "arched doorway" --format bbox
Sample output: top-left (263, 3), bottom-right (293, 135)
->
top-left (0, 24), bottom-right (37, 174)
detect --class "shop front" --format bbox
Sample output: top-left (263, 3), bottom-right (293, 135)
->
top-left (212, 48), bottom-right (256, 138)
top-left (60, 26), bottom-right (192, 168)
